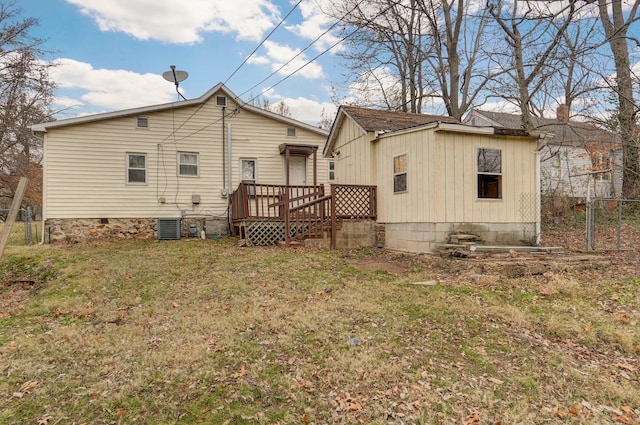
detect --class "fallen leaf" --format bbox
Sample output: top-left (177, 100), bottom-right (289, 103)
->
top-left (613, 363), bottom-right (637, 372)
top-left (346, 402), bottom-right (363, 412)
top-left (464, 410), bottom-right (481, 425)
top-left (487, 377), bottom-right (504, 385)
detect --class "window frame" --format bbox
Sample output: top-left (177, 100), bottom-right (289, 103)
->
top-left (393, 153), bottom-right (408, 194)
top-left (177, 152), bottom-right (199, 177)
top-left (126, 152), bottom-right (147, 184)
top-left (477, 147), bottom-right (502, 199)
top-left (328, 159), bottom-right (335, 182)
top-left (286, 127), bottom-right (297, 138)
top-left (240, 158), bottom-right (257, 182)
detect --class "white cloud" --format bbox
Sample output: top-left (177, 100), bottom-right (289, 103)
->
top-left (50, 58), bottom-right (178, 111)
top-left (285, 0), bottom-right (343, 53)
top-left (66, 0), bottom-right (280, 43)
top-left (268, 91), bottom-right (336, 125)
top-left (248, 40), bottom-right (325, 80)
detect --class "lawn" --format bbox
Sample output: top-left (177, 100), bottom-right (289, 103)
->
top-left (1, 232), bottom-right (639, 424)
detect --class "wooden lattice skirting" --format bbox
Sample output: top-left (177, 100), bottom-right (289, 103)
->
top-left (244, 221), bottom-right (309, 246)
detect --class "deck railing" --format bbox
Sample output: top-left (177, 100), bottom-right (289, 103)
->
top-left (231, 182), bottom-right (377, 248)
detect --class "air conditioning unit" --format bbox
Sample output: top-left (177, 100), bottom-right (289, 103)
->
top-left (157, 218), bottom-right (181, 240)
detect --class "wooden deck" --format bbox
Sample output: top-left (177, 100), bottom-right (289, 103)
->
top-left (231, 183), bottom-right (377, 247)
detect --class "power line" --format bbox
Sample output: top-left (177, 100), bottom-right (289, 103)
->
top-left (223, 0), bottom-right (303, 86)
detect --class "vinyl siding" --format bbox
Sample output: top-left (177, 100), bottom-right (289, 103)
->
top-left (331, 118), bottom-right (373, 185)
top-left (43, 95), bottom-right (329, 219)
top-left (374, 128), bottom-right (537, 224)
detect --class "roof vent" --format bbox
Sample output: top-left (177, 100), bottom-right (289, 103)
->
top-left (216, 96), bottom-right (227, 107)
top-left (157, 218), bottom-right (181, 240)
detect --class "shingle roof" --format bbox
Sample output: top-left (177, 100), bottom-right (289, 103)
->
top-left (473, 110), bottom-right (617, 146)
top-left (341, 105), bottom-right (460, 133)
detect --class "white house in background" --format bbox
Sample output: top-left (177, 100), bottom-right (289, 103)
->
top-left (32, 83), bottom-right (331, 242)
top-left (464, 108), bottom-right (622, 200)
top-left (324, 106), bottom-right (543, 252)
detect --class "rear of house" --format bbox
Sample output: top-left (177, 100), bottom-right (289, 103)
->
top-left (326, 106), bottom-right (542, 252)
top-left (33, 84), bottom-right (331, 242)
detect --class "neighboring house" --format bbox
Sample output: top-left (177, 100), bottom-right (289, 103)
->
top-left (32, 83), bottom-right (331, 242)
top-left (464, 108), bottom-right (622, 200)
top-left (324, 105), bottom-right (543, 252)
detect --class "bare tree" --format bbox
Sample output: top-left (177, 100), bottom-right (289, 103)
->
top-left (587, 0), bottom-right (640, 197)
top-left (486, 0), bottom-right (578, 128)
top-left (416, 0), bottom-right (493, 120)
top-left (329, 0), bottom-right (429, 112)
top-left (0, 0), bottom-right (56, 209)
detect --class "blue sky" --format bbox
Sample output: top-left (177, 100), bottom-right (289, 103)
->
top-left (21, 0), bottom-right (344, 125)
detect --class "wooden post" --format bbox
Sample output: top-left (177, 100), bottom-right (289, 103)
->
top-left (330, 184), bottom-right (337, 249)
top-left (0, 177), bottom-right (28, 258)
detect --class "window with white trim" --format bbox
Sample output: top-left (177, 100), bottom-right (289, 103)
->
top-left (393, 154), bottom-right (407, 193)
top-left (178, 152), bottom-right (199, 177)
top-left (240, 158), bottom-right (257, 182)
top-left (127, 153), bottom-right (147, 184)
top-left (287, 127), bottom-right (296, 137)
top-left (328, 160), bottom-right (335, 181)
top-left (477, 148), bottom-right (502, 199)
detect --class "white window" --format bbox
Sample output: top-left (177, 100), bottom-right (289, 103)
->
top-left (127, 153), bottom-right (146, 184)
top-left (178, 152), bottom-right (199, 177)
top-left (328, 160), bottom-right (335, 181)
top-left (477, 148), bottom-right (502, 199)
top-left (393, 154), bottom-right (407, 193)
top-left (136, 117), bottom-right (149, 128)
top-left (287, 127), bottom-right (296, 137)
top-left (216, 96), bottom-right (227, 107)
top-left (240, 159), bottom-right (257, 182)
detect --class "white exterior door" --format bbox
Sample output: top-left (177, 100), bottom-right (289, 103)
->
top-left (289, 156), bottom-right (307, 185)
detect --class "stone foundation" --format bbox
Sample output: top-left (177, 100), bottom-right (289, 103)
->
top-left (44, 217), bottom-right (231, 243)
top-left (45, 218), bottom-right (157, 243)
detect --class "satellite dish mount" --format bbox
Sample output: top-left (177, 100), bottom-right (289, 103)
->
top-left (163, 65), bottom-right (188, 101)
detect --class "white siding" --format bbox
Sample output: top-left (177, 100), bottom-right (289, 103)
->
top-left (43, 94), bottom-right (329, 220)
top-left (332, 118), bottom-right (373, 185)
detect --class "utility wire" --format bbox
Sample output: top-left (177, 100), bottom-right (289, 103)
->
top-left (223, 0), bottom-right (303, 86)
top-left (237, 0), bottom-right (367, 100)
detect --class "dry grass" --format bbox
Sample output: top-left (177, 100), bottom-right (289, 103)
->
top-left (1, 237), bottom-right (639, 424)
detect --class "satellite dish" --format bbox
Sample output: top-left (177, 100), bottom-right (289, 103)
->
top-left (163, 65), bottom-right (188, 84)
top-left (163, 65), bottom-right (188, 100)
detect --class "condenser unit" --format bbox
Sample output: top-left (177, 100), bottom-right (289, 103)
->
top-left (157, 218), bottom-right (181, 240)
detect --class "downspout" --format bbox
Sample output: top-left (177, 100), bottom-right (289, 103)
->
top-left (227, 123), bottom-right (233, 232)
top-left (222, 107), bottom-right (226, 190)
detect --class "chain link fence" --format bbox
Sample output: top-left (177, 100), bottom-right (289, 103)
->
top-left (586, 199), bottom-right (640, 251)
top-left (0, 207), bottom-right (38, 245)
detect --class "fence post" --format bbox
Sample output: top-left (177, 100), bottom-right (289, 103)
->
top-left (331, 185), bottom-right (337, 249)
top-left (585, 201), bottom-right (595, 250)
top-left (25, 206), bottom-right (32, 245)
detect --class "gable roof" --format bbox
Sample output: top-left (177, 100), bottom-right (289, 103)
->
top-left (31, 83), bottom-right (329, 137)
top-left (466, 110), bottom-right (618, 147)
top-left (324, 105), bottom-right (461, 156)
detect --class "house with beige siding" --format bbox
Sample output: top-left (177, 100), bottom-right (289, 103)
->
top-left (324, 106), bottom-right (543, 252)
top-left (32, 83), bottom-right (331, 242)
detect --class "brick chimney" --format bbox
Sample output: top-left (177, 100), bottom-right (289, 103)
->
top-left (556, 104), bottom-right (569, 123)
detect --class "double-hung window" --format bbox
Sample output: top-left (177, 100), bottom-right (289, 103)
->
top-left (328, 160), bottom-right (335, 181)
top-left (477, 148), bottom-right (502, 199)
top-left (126, 153), bottom-right (146, 184)
top-left (393, 154), bottom-right (407, 193)
top-left (178, 152), bottom-right (199, 177)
